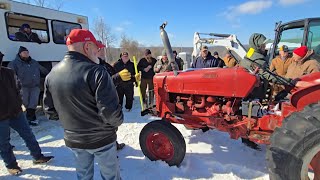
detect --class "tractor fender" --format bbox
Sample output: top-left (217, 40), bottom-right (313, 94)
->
top-left (290, 84), bottom-right (320, 111)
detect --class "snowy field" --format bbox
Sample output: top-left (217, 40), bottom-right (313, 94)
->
top-left (0, 88), bottom-right (269, 180)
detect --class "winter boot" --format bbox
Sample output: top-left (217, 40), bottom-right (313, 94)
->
top-left (33, 155), bottom-right (54, 164)
top-left (7, 165), bottom-right (22, 175)
top-left (28, 109), bottom-right (38, 126)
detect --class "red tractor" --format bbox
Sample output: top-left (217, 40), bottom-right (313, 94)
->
top-left (139, 19), bottom-right (320, 180)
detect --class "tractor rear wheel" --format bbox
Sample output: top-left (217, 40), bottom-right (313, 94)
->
top-left (139, 120), bottom-right (186, 166)
top-left (267, 102), bottom-right (320, 180)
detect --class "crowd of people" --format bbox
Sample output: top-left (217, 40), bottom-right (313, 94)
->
top-left (0, 27), bottom-right (320, 179)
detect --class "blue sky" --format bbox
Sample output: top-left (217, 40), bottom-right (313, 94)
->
top-left (50, 0), bottom-right (320, 47)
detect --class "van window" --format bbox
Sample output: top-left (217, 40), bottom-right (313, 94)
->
top-left (52, 20), bottom-right (81, 44)
top-left (5, 12), bottom-right (49, 43)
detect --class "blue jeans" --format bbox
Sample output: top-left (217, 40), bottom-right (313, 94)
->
top-left (0, 112), bottom-right (42, 168)
top-left (71, 142), bottom-right (120, 180)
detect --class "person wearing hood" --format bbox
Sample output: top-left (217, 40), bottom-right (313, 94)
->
top-left (240, 33), bottom-right (301, 86)
top-left (15, 24), bottom-right (42, 44)
top-left (240, 33), bottom-right (317, 150)
top-left (8, 46), bottom-right (49, 126)
top-left (285, 46), bottom-right (320, 79)
top-left (154, 49), bottom-right (179, 73)
top-left (0, 51), bottom-right (53, 176)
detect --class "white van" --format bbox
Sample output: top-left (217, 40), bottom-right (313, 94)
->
top-left (0, 0), bottom-right (88, 69)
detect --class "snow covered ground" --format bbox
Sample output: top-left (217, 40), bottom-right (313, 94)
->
top-left (0, 88), bottom-right (270, 180)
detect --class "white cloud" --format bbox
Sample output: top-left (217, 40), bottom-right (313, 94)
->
top-left (114, 27), bottom-right (124, 32)
top-left (279, 0), bottom-right (306, 5)
top-left (235, 0), bottom-right (273, 15)
top-left (221, 0), bottom-right (272, 28)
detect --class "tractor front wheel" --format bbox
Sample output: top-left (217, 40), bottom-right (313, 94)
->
top-left (267, 102), bottom-right (320, 180)
top-left (139, 120), bottom-right (186, 166)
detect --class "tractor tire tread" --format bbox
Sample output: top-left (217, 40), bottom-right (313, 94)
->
top-left (267, 102), bottom-right (320, 180)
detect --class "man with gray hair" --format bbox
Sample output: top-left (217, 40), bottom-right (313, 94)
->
top-left (43, 29), bottom-right (123, 180)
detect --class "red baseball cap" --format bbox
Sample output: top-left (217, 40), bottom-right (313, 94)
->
top-left (66, 29), bottom-right (105, 48)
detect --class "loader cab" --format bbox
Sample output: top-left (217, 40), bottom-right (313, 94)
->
top-left (269, 18), bottom-right (320, 63)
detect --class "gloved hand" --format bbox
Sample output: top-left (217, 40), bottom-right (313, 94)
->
top-left (135, 73), bottom-right (141, 82)
top-left (119, 69), bottom-right (131, 81)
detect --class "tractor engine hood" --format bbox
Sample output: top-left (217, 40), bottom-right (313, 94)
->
top-left (153, 67), bottom-right (259, 98)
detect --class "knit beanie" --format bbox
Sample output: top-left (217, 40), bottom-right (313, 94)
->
top-left (293, 46), bottom-right (308, 57)
top-left (18, 46), bottom-right (28, 54)
top-left (145, 49), bottom-right (152, 56)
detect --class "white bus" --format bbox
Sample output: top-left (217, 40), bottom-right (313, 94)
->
top-left (0, 0), bottom-right (88, 69)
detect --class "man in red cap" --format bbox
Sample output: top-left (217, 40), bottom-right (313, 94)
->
top-left (285, 46), bottom-right (320, 79)
top-left (43, 29), bottom-right (123, 180)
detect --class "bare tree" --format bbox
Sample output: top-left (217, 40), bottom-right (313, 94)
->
top-left (93, 17), bottom-right (116, 61)
top-left (19, 0), bottom-right (64, 10)
top-left (50, 0), bottom-right (64, 10)
top-left (33, 0), bottom-right (46, 7)
top-left (120, 34), bottom-right (144, 60)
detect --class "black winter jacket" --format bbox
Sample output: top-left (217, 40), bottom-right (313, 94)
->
top-left (113, 59), bottom-right (136, 86)
top-left (99, 58), bottom-right (121, 86)
top-left (137, 57), bottom-right (157, 79)
top-left (15, 31), bottom-right (42, 44)
top-left (0, 66), bottom-right (23, 121)
top-left (43, 51), bottom-right (123, 149)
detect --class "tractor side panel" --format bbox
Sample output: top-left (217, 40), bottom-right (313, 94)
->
top-left (290, 85), bottom-right (320, 111)
top-left (290, 72), bottom-right (320, 110)
top-left (162, 67), bottom-right (257, 98)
